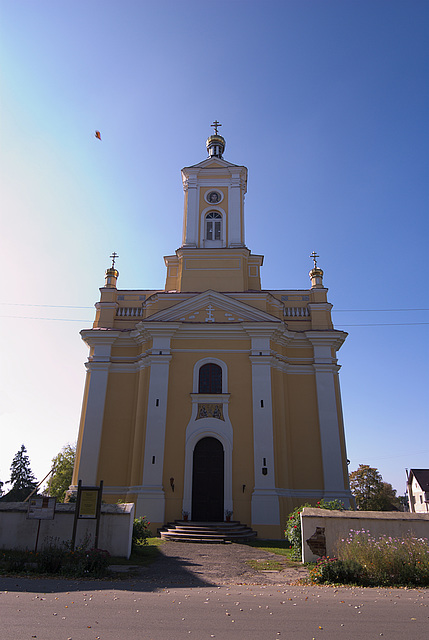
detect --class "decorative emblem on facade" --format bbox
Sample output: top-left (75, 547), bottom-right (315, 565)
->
top-left (205, 305), bottom-right (215, 322)
top-left (197, 404), bottom-right (224, 420)
top-left (206, 190), bottom-right (221, 203)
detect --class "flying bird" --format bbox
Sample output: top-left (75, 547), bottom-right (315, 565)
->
top-left (95, 130), bottom-right (101, 140)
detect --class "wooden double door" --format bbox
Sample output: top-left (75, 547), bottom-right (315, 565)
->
top-left (191, 437), bottom-right (224, 522)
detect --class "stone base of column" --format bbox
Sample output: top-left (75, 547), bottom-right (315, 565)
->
top-left (135, 487), bottom-right (165, 523)
top-left (251, 488), bottom-right (280, 526)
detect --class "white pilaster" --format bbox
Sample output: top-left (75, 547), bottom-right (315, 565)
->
top-left (182, 174), bottom-right (199, 247)
top-left (306, 332), bottom-right (347, 493)
top-left (76, 331), bottom-right (120, 485)
top-left (137, 325), bottom-right (178, 522)
top-left (248, 330), bottom-right (280, 526)
top-left (228, 172), bottom-right (244, 247)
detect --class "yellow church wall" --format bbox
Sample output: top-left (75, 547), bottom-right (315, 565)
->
top-left (162, 352), bottom-right (195, 522)
top-left (171, 336), bottom-right (250, 352)
top-left (178, 269), bottom-right (248, 293)
top-left (128, 366), bottom-right (151, 487)
top-left (227, 352), bottom-right (254, 525)
top-left (284, 347), bottom-right (314, 360)
top-left (160, 348), bottom-right (255, 524)
top-left (270, 367), bottom-right (292, 491)
top-left (286, 374), bottom-right (324, 490)
top-left (96, 372), bottom-right (138, 486)
top-left (170, 337), bottom-right (250, 352)
top-left (72, 371), bottom-right (91, 486)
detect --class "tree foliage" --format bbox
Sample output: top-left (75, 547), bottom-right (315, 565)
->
top-left (0, 445), bottom-right (38, 501)
top-left (9, 445), bottom-right (37, 491)
top-left (48, 443), bottom-right (76, 502)
top-left (349, 464), bottom-right (401, 511)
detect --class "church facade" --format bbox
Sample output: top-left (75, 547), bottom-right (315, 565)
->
top-left (72, 127), bottom-right (353, 538)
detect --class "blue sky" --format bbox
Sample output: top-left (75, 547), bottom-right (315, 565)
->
top-left (0, 0), bottom-right (428, 499)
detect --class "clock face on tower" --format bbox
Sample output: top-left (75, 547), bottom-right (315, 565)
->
top-left (206, 190), bottom-right (221, 204)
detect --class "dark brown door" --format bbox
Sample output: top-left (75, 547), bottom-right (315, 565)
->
top-left (191, 437), bottom-right (224, 522)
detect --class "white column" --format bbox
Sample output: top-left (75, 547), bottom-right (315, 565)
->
top-left (75, 332), bottom-right (120, 485)
top-left (228, 172), bottom-right (244, 247)
top-left (307, 334), bottom-right (347, 494)
top-left (248, 331), bottom-right (280, 526)
top-left (136, 325), bottom-right (178, 522)
top-left (182, 174), bottom-right (199, 247)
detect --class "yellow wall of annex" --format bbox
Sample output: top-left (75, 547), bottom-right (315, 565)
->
top-left (96, 372), bottom-right (138, 487)
top-left (286, 374), bottom-right (323, 490)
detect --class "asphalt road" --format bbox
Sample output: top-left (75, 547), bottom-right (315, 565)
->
top-left (0, 542), bottom-right (427, 639)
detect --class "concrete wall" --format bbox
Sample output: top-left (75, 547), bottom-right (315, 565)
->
top-left (301, 508), bottom-right (429, 563)
top-left (0, 502), bottom-right (134, 558)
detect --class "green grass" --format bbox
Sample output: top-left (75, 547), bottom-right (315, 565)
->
top-left (242, 539), bottom-right (301, 570)
top-left (108, 538), bottom-right (164, 567)
top-left (246, 558), bottom-right (286, 571)
top-left (245, 540), bottom-right (295, 557)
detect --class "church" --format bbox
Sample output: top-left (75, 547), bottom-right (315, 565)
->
top-left (71, 124), bottom-right (353, 538)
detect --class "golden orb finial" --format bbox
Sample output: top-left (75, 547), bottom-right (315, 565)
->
top-left (206, 120), bottom-right (225, 158)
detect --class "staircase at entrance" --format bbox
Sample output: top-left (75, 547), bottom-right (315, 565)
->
top-left (159, 520), bottom-right (257, 543)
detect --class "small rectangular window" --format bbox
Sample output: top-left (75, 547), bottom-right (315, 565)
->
top-left (214, 221), bottom-right (221, 240)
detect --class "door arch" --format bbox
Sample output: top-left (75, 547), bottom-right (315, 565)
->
top-left (191, 437), bottom-right (224, 522)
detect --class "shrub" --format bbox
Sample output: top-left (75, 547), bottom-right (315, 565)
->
top-left (337, 530), bottom-right (429, 587)
top-left (285, 503), bottom-right (311, 559)
top-left (0, 537), bottom-right (111, 578)
top-left (62, 547), bottom-right (110, 578)
top-left (133, 516), bottom-right (151, 547)
top-left (36, 538), bottom-right (65, 574)
top-left (1, 549), bottom-right (30, 573)
top-left (310, 556), bottom-right (366, 585)
top-left (285, 500), bottom-right (345, 559)
top-left (309, 530), bottom-right (429, 587)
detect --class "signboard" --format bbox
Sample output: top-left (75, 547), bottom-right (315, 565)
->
top-left (27, 497), bottom-right (56, 520)
top-left (71, 480), bottom-right (103, 550)
top-left (79, 490), bottom-right (99, 519)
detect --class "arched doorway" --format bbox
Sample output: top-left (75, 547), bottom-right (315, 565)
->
top-left (191, 437), bottom-right (224, 522)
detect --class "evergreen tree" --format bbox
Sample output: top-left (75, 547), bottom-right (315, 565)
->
top-left (48, 444), bottom-right (76, 502)
top-left (9, 444), bottom-right (37, 491)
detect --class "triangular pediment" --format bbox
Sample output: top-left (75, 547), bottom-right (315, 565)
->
top-left (145, 290), bottom-right (281, 324)
top-left (184, 157), bottom-right (241, 170)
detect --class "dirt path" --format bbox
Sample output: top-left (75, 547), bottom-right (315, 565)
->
top-left (115, 541), bottom-right (308, 588)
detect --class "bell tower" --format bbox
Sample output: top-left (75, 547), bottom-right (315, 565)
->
top-left (164, 122), bottom-right (263, 292)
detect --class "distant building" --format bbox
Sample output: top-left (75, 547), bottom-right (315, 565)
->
top-left (407, 469), bottom-right (429, 513)
top-left (71, 126), bottom-right (353, 537)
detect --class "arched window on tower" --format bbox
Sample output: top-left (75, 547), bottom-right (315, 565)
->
top-left (205, 211), bottom-right (222, 241)
top-left (198, 363), bottom-right (222, 394)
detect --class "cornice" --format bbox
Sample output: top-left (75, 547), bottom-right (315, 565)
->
top-left (305, 330), bottom-right (348, 350)
top-left (190, 393), bottom-right (230, 403)
top-left (80, 329), bottom-right (122, 347)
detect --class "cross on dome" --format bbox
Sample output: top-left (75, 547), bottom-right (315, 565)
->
top-left (110, 251), bottom-right (119, 268)
top-left (310, 251), bottom-right (319, 269)
top-left (211, 120), bottom-right (222, 135)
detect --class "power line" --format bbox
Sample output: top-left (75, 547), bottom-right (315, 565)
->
top-left (333, 309), bottom-right (428, 312)
top-left (0, 315), bottom-right (92, 322)
top-left (336, 323), bottom-right (429, 327)
top-left (1, 314), bottom-right (428, 327)
top-left (0, 303), bottom-right (93, 309)
top-left (1, 303), bottom-right (428, 312)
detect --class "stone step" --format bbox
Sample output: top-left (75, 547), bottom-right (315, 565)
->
top-left (158, 520), bottom-right (257, 543)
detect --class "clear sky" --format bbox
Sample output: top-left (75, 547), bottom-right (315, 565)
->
top-left (0, 0), bottom-right (428, 500)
